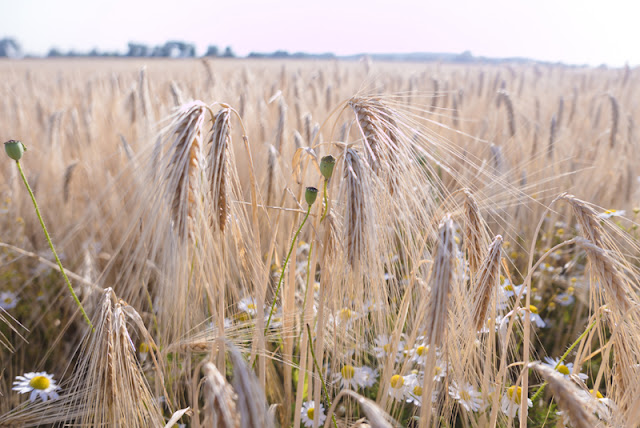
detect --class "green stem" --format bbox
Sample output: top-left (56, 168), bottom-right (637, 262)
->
top-left (531, 318), bottom-right (598, 402)
top-left (16, 160), bottom-right (94, 331)
top-left (320, 179), bottom-right (329, 223)
top-left (264, 205), bottom-right (311, 333)
top-left (306, 324), bottom-right (338, 428)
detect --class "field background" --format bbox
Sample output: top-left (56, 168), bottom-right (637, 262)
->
top-left (1, 58), bottom-right (639, 427)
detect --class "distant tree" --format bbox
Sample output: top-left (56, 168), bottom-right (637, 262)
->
top-left (223, 46), bottom-right (235, 58)
top-left (0, 38), bottom-right (22, 58)
top-left (127, 42), bottom-right (150, 57)
top-left (47, 47), bottom-right (63, 57)
top-left (205, 45), bottom-right (219, 57)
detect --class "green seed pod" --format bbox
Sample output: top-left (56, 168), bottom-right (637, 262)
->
top-left (320, 155), bottom-right (336, 180)
top-left (305, 186), bottom-right (318, 205)
top-left (4, 140), bottom-right (26, 161)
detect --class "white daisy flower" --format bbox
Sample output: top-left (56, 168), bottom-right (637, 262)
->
top-left (598, 209), bottom-right (625, 219)
top-left (0, 291), bottom-right (19, 310)
top-left (404, 374), bottom-right (426, 406)
top-left (334, 364), bottom-right (361, 389)
top-left (138, 342), bottom-right (150, 362)
top-left (238, 297), bottom-right (263, 317)
top-left (501, 385), bottom-right (532, 418)
top-left (13, 372), bottom-right (60, 403)
top-left (448, 381), bottom-right (484, 412)
top-left (330, 307), bottom-right (361, 328)
top-left (373, 334), bottom-right (402, 360)
top-left (501, 277), bottom-right (526, 298)
top-left (432, 360), bottom-right (448, 382)
top-left (357, 365), bottom-right (378, 388)
top-left (542, 357), bottom-right (588, 381)
top-left (410, 343), bottom-right (431, 365)
top-left (301, 400), bottom-right (326, 427)
top-left (519, 305), bottom-right (546, 328)
top-left (388, 374), bottom-right (406, 401)
top-left (554, 293), bottom-right (575, 306)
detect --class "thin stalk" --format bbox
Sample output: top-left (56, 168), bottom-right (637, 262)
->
top-left (531, 318), bottom-right (598, 402)
top-left (306, 324), bottom-right (338, 428)
top-left (320, 179), bottom-right (329, 222)
top-left (265, 204), bottom-right (311, 333)
top-left (16, 160), bottom-right (94, 331)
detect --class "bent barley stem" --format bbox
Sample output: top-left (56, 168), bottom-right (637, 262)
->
top-left (264, 204), bottom-right (311, 333)
top-left (16, 160), bottom-right (94, 331)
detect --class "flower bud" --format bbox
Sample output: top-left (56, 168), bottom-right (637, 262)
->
top-left (320, 155), bottom-right (336, 180)
top-left (4, 140), bottom-right (26, 161)
top-left (305, 187), bottom-right (318, 205)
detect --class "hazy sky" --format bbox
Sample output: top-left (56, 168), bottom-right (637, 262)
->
top-left (2, 0), bottom-right (639, 66)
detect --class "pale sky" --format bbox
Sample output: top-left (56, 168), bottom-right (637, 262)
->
top-left (1, 0), bottom-right (639, 66)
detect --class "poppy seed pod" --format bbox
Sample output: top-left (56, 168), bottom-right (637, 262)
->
top-left (305, 187), bottom-right (319, 205)
top-left (4, 140), bottom-right (26, 161)
top-left (320, 155), bottom-right (336, 180)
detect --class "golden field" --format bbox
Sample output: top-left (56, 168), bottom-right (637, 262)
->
top-left (1, 58), bottom-right (639, 427)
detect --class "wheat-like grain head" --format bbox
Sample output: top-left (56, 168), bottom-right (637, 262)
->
top-left (471, 235), bottom-right (503, 331)
top-left (530, 362), bottom-right (600, 428)
top-left (425, 215), bottom-right (456, 347)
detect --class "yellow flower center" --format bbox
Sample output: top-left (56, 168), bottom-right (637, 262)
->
top-left (307, 407), bottom-right (315, 420)
top-left (29, 376), bottom-right (50, 390)
top-left (138, 342), bottom-right (149, 353)
top-left (416, 345), bottom-right (427, 356)
top-left (504, 284), bottom-right (514, 291)
top-left (460, 390), bottom-right (471, 401)
top-left (557, 364), bottom-right (570, 375)
top-left (383, 343), bottom-right (391, 353)
top-left (529, 305), bottom-right (539, 314)
top-left (247, 303), bottom-right (256, 311)
top-left (434, 366), bottom-right (442, 376)
top-left (4, 297), bottom-right (11, 304)
top-left (590, 389), bottom-right (604, 399)
top-left (390, 374), bottom-right (403, 388)
top-left (507, 386), bottom-right (522, 404)
top-left (341, 365), bottom-right (355, 379)
top-left (413, 385), bottom-right (423, 396)
top-left (235, 312), bottom-right (250, 322)
top-left (339, 309), bottom-right (352, 321)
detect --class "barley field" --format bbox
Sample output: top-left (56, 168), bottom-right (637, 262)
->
top-left (1, 58), bottom-right (639, 427)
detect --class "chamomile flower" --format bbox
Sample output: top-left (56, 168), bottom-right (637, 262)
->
top-left (542, 357), bottom-right (588, 381)
top-left (335, 364), bottom-right (361, 389)
top-left (330, 307), bottom-right (361, 328)
top-left (448, 381), bottom-right (484, 412)
top-left (373, 334), bottom-right (401, 360)
top-left (388, 374), bottom-right (406, 401)
top-left (138, 342), bottom-right (150, 362)
top-left (357, 365), bottom-right (378, 388)
top-left (410, 343), bottom-right (431, 365)
top-left (0, 291), bottom-right (18, 310)
top-left (432, 360), bottom-right (448, 382)
top-left (404, 374), bottom-right (435, 406)
top-left (301, 401), bottom-right (326, 427)
top-left (238, 297), bottom-right (262, 317)
top-left (554, 293), bottom-right (575, 306)
top-left (501, 276), bottom-right (526, 298)
top-left (519, 305), bottom-right (546, 328)
top-left (13, 372), bottom-right (60, 403)
top-left (501, 385), bottom-right (532, 418)
top-left (598, 209), bottom-right (625, 219)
